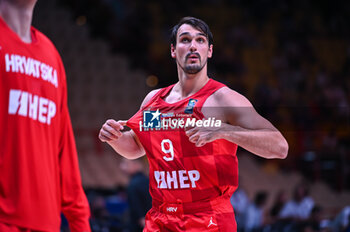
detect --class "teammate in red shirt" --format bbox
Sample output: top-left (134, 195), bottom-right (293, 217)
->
top-left (0, 0), bottom-right (91, 231)
top-left (99, 17), bottom-right (288, 231)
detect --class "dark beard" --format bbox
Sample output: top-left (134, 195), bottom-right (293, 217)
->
top-left (179, 58), bottom-right (207, 75)
top-left (184, 64), bottom-right (204, 74)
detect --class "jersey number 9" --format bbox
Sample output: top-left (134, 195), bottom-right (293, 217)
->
top-left (161, 139), bottom-right (174, 161)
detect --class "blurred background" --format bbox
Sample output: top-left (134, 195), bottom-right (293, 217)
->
top-left (32, 0), bottom-right (350, 231)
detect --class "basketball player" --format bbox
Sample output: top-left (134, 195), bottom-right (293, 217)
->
top-left (99, 17), bottom-right (288, 231)
top-left (0, 0), bottom-right (90, 231)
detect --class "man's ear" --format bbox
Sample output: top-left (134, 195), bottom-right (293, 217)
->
top-left (208, 44), bottom-right (213, 58)
top-left (171, 44), bottom-right (176, 58)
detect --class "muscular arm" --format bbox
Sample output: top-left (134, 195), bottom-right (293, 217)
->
top-left (186, 87), bottom-right (288, 159)
top-left (99, 89), bottom-right (160, 159)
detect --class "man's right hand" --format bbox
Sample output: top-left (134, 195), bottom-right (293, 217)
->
top-left (99, 119), bottom-right (127, 142)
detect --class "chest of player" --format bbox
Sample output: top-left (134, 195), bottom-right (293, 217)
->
top-left (0, 40), bottom-right (62, 126)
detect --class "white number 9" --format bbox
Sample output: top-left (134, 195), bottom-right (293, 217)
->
top-left (161, 139), bottom-right (174, 162)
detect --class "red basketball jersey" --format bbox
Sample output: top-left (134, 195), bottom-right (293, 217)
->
top-left (127, 79), bottom-right (238, 204)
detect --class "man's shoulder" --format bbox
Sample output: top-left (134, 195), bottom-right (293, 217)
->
top-left (141, 88), bottom-right (162, 108)
top-left (32, 26), bottom-right (60, 54)
top-left (206, 86), bottom-right (251, 107)
top-left (148, 88), bottom-right (162, 97)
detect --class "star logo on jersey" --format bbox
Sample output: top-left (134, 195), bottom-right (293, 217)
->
top-left (184, 98), bottom-right (198, 114)
top-left (143, 109), bottom-right (161, 129)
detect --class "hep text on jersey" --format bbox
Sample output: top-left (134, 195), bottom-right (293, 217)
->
top-left (154, 170), bottom-right (200, 189)
top-left (8, 89), bottom-right (56, 125)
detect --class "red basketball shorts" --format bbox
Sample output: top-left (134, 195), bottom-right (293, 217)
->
top-left (143, 197), bottom-right (237, 232)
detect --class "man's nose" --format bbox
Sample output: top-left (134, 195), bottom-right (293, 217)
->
top-left (190, 41), bottom-right (197, 52)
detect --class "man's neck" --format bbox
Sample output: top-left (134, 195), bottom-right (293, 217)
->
top-left (0, 1), bottom-right (35, 43)
top-left (175, 67), bottom-right (209, 98)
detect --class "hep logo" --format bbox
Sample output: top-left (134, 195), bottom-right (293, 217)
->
top-left (143, 109), bottom-right (161, 129)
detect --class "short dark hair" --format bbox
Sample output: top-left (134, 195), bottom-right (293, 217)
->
top-left (170, 16), bottom-right (213, 47)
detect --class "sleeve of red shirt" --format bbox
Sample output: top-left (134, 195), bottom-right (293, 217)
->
top-left (58, 57), bottom-right (91, 232)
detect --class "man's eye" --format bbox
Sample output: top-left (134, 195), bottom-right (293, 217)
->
top-left (181, 38), bottom-right (190, 42)
top-left (197, 38), bottom-right (205, 43)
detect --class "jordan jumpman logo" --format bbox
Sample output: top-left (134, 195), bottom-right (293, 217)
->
top-left (208, 217), bottom-right (217, 228)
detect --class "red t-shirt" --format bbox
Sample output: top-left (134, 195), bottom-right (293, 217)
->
top-left (0, 17), bottom-right (90, 231)
top-left (127, 79), bottom-right (239, 204)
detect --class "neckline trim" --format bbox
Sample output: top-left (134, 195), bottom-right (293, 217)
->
top-left (158, 78), bottom-right (213, 106)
